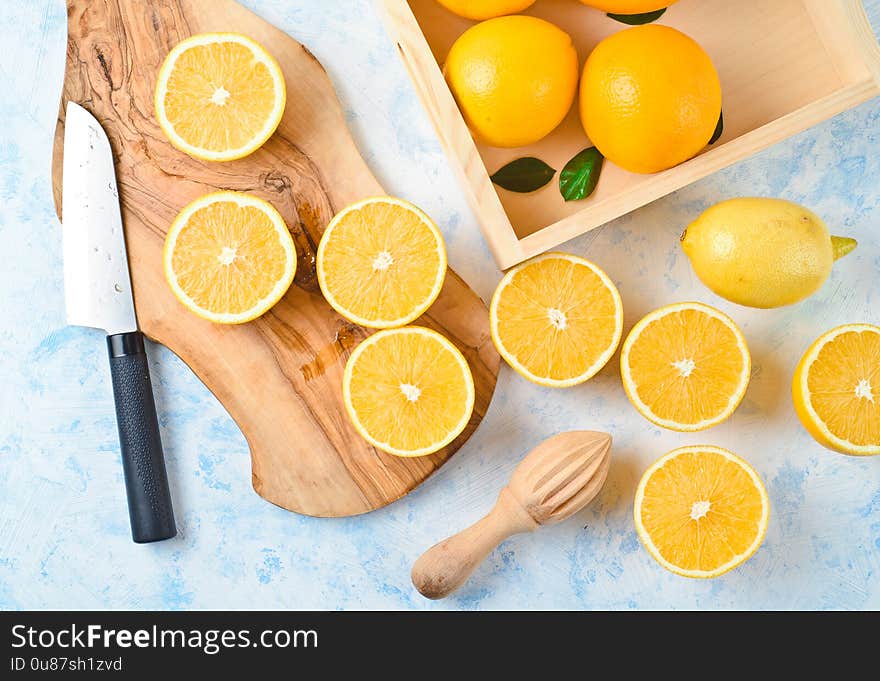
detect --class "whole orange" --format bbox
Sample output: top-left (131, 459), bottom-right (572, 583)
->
top-left (436, 0), bottom-right (537, 20)
top-left (579, 25), bottom-right (721, 174)
top-left (578, 0), bottom-right (678, 12)
top-left (444, 16), bottom-right (578, 148)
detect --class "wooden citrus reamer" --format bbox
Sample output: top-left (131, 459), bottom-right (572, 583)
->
top-left (412, 431), bottom-right (612, 599)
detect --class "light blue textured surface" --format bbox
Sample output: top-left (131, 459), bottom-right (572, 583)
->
top-left (1, 0), bottom-right (879, 610)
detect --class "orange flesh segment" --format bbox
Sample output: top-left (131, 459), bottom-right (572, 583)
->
top-left (347, 331), bottom-right (472, 453)
top-left (627, 308), bottom-right (745, 424)
top-left (807, 330), bottom-right (880, 447)
top-left (320, 202), bottom-right (444, 324)
top-left (163, 42), bottom-right (278, 153)
top-left (639, 450), bottom-right (766, 573)
top-left (495, 257), bottom-right (620, 382)
top-left (171, 200), bottom-right (289, 314)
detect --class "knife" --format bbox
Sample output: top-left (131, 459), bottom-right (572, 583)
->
top-left (62, 102), bottom-right (176, 544)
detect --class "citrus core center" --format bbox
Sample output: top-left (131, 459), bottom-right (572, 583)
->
top-left (373, 251), bottom-right (394, 272)
top-left (211, 86), bottom-right (231, 106)
top-left (673, 358), bottom-right (696, 378)
top-left (690, 500), bottom-right (711, 520)
top-left (548, 308), bottom-right (567, 330)
top-left (400, 383), bottom-right (421, 403)
top-left (218, 246), bottom-right (237, 265)
top-left (855, 379), bottom-right (874, 402)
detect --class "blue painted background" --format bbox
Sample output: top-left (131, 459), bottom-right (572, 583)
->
top-left (1, 0), bottom-right (879, 610)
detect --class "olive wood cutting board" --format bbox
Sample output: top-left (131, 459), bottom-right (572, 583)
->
top-left (51, 0), bottom-right (500, 517)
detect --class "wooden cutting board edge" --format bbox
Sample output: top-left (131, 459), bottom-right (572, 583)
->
top-left (50, 0), bottom-right (501, 518)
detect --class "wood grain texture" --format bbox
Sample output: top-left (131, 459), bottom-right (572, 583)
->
top-left (380, 0), bottom-right (880, 269)
top-left (51, 0), bottom-right (500, 517)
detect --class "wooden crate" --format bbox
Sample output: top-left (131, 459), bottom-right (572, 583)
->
top-left (380, 0), bottom-right (880, 269)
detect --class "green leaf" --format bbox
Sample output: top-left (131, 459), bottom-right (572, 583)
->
top-left (559, 147), bottom-right (604, 202)
top-left (607, 8), bottom-right (666, 25)
top-left (709, 110), bottom-right (724, 145)
top-left (490, 157), bottom-right (556, 193)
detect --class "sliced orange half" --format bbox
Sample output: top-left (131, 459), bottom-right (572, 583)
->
top-left (792, 324), bottom-right (880, 456)
top-left (621, 302), bottom-right (750, 431)
top-left (155, 33), bottom-right (286, 161)
top-left (317, 197), bottom-right (447, 329)
top-left (343, 327), bottom-right (475, 457)
top-left (490, 253), bottom-right (624, 387)
top-left (634, 445), bottom-right (770, 578)
top-left (163, 191), bottom-right (296, 324)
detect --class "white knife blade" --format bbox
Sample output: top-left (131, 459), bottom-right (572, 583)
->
top-left (62, 102), bottom-right (138, 335)
top-left (60, 102), bottom-right (176, 544)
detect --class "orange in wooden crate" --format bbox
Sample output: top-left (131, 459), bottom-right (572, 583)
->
top-left (381, 0), bottom-right (880, 268)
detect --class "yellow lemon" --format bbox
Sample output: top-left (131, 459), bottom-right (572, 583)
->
top-left (635, 445), bottom-right (769, 578)
top-left (163, 192), bottom-right (296, 324)
top-left (444, 16), bottom-right (578, 148)
top-left (621, 302), bottom-right (750, 431)
top-left (793, 324), bottom-right (880, 456)
top-left (343, 327), bottom-right (475, 457)
top-left (155, 33), bottom-right (286, 162)
top-left (682, 198), bottom-right (858, 308)
top-left (435, 0), bottom-right (536, 20)
top-left (579, 25), bottom-right (721, 174)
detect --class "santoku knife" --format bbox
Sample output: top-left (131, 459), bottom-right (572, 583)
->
top-left (62, 102), bottom-right (176, 543)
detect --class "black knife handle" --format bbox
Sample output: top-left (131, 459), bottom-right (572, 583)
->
top-left (107, 332), bottom-right (177, 543)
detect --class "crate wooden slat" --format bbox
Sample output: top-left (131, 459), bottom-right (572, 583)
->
top-left (380, 0), bottom-right (880, 269)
